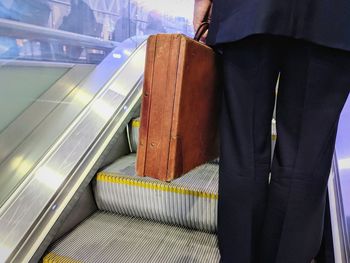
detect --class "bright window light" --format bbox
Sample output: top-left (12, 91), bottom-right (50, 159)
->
top-left (338, 158), bottom-right (350, 170)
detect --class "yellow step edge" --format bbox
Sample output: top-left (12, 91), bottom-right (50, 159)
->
top-left (96, 172), bottom-right (218, 200)
top-left (43, 252), bottom-right (82, 263)
top-left (132, 119), bottom-right (140, 128)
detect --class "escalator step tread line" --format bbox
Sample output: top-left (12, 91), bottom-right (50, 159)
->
top-left (44, 212), bottom-right (220, 263)
top-left (94, 154), bottom-right (219, 232)
top-left (43, 122), bottom-right (278, 262)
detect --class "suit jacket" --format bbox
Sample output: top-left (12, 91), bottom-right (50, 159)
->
top-left (207, 0), bottom-right (350, 51)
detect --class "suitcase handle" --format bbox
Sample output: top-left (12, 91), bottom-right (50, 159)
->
top-left (194, 4), bottom-right (211, 42)
top-left (194, 22), bottom-right (210, 42)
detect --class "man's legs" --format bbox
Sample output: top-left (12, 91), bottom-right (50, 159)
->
top-left (260, 39), bottom-right (350, 263)
top-left (219, 35), bottom-right (280, 263)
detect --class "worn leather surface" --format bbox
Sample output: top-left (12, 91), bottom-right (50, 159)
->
top-left (136, 34), bottom-right (219, 181)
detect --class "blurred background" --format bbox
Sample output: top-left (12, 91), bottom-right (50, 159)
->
top-left (0, 0), bottom-right (194, 63)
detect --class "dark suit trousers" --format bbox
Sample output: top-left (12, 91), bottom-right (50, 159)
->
top-left (218, 35), bottom-right (350, 263)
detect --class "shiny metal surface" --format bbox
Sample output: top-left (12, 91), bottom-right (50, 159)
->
top-left (0, 42), bottom-right (146, 263)
top-left (331, 97), bottom-right (350, 262)
top-left (0, 64), bottom-right (94, 164)
top-left (0, 65), bottom-right (94, 206)
top-left (329, 160), bottom-right (347, 263)
top-left (0, 43), bottom-right (132, 207)
top-left (0, 18), bottom-right (117, 49)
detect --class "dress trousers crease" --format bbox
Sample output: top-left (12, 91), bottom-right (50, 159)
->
top-left (217, 35), bottom-right (350, 263)
top-left (204, 0), bottom-right (350, 262)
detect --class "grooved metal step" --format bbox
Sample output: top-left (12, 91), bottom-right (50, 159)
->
top-left (44, 212), bottom-right (220, 263)
top-left (94, 154), bottom-right (219, 232)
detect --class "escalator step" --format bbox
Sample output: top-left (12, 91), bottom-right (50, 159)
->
top-left (94, 154), bottom-right (218, 232)
top-left (44, 212), bottom-right (220, 263)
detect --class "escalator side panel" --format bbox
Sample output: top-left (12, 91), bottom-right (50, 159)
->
top-left (0, 65), bottom-right (95, 206)
top-left (0, 43), bottom-right (146, 263)
top-left (0, 64), bottom-right (94, 163)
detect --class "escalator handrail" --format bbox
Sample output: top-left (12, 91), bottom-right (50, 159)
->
top-left (329, 152), bottom-right (349, 263)
top-left (0, 18), bottom-right (118, 49)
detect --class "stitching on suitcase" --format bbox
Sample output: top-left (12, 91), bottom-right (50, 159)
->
top-left (163, 35), bottom-right (176, 179)
top-left (163, 35), bottom-right (182, 179)
top-left (142, 36), bottom-right (158, 176)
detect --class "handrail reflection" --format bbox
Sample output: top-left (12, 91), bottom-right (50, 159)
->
top-left (0, 18), bottom-right (117, 49)
top-left (0, 18), bottom-right (118, 63)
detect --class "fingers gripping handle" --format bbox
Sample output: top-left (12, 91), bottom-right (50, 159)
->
top-left (194, 5), bottom-right (211, 42)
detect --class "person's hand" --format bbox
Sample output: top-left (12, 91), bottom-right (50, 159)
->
top-left (193, 0), bottom-right (212, 42)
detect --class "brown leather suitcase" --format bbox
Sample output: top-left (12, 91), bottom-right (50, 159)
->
top-left (136, 34), bottom-right (219, 181)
